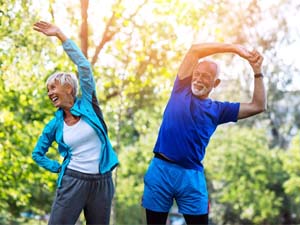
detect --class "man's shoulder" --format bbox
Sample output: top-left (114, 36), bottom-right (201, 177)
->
top-left (172, 75), bottom-right (192, 93)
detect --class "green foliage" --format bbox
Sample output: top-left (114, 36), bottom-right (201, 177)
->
top-left (0, 1), bottom-right (66, 222)
top-left (283, 133), bottom-right (300, 200)
top-left (281, 133), bottom-right (300, 222)
top-left (205, 126), bottom-right (287, 225)
top-left (115, 109), bottom-right (160, 224)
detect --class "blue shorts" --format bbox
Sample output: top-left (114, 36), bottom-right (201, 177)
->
top-left (142, 157), bottom-right (208, 215)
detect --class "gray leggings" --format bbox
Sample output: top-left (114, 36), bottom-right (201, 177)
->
top-left (48, 168), bottom-right (114, 225)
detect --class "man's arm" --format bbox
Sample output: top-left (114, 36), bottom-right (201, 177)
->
top-left (238, 50), bottom-right (266, 119)
top-left (178, 43), bottom-right (252, 79)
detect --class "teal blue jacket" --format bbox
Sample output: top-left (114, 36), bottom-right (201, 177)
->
top-left (32, 39), bottom-right (119, 187)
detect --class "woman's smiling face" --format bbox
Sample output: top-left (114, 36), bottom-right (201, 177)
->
top-left (47, 79), bottom-right (73, 109)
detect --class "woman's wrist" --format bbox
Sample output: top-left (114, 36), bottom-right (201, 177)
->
top-left (56, 29), bottom-right (67, 42)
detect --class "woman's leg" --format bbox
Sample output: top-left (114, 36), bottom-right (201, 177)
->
top-left (48, 174), bottom-right (85, 225)
top-left (84, 173), bottom-right (114, 225)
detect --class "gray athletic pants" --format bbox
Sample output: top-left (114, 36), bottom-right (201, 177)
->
top-left (48, 168), bottom-right (114, 225)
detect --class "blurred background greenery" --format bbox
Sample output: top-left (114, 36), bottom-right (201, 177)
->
top-left (0, 0), bottom-right (300, 224)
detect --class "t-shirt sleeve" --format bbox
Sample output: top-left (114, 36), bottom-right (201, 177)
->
top-left (172, 75), bottom-right (192, 93)
top-left (217, 101), bottom-right (240, 124)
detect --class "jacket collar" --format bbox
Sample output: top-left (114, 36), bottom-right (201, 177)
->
top-left (54, 98), bottom-right (81, 118)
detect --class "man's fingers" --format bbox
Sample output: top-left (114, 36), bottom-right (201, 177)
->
top-left (248, 55), bottom-right (259, 63)
top-left (251, 56), bottom-right (264, 68)
top-left (253, 54), bottom-right (260, 62)
top-left (248, 50), bottom-right (263, 63)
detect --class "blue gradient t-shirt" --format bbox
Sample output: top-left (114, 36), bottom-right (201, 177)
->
top-left (153, 75), bottom-right (240, 170)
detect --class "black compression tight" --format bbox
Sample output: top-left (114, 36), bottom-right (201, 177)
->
top-left (146, 209), bottom-right (209, 225)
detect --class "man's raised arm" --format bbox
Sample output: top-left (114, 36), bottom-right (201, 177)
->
top-left (238, 49), bottom-right (266, 119)
top-left (178, 43), bottom-right (252, 80)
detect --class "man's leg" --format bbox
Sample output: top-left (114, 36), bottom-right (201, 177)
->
top-left (183, 213), bottom-right (209, 225)
top-left (175, 169), bottom-right (209, 225)
top-left (142, 158), bottom-right (175, 224)
top-left (146, 209), bottom-right (169, 225)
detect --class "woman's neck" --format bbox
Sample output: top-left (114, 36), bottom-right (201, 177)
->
top-left (63, 110), bottom-right (80, 126)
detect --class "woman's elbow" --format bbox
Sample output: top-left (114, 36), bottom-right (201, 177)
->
top-left (32, 151), bottom-right (38, 162)
top-left (32, 150), bottom-right (42, 163)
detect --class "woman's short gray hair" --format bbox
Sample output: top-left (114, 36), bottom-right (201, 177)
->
top-left (46, 72), bottom-right (79, 97)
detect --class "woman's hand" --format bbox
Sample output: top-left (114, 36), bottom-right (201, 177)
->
top-left (33, 21), bottom-right (67, 42)
top-left (33, 21), bottom-right (60, 36)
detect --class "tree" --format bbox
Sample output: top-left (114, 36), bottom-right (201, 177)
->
top-left (0, 1), bottom-right (59, 222)
top-left (282, 133), bottom-right (300, 223)
top-left (205, 126), bottom-right (288, 224)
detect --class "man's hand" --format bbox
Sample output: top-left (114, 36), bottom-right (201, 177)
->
top-left (33, 21), bottom-right (67, 42)
top-left (235, 45), bottom-right (264, 74)
top-left (248, 50), bottom-right (264, 74)
top-left (234, 45), bottom-right (253, 60)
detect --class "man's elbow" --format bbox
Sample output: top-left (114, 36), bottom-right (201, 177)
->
top-left (189, 43), bottom-right (206, 55)
top-left (255, 104), bottom-right (267, 114)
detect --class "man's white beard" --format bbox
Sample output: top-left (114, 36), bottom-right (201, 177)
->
top-left (191, 82), bottom-right (209, 97)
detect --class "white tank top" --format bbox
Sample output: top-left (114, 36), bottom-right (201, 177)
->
top-left (63, 118), bottom-right (102, 174)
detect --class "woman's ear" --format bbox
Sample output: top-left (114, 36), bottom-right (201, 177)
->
top-left (64, 84), bottom-right (73, 95)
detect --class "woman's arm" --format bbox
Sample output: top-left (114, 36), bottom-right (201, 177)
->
top-left (32, 120), bottom-right (61, 173)
top-left (33, 21), bottom-right (96, 102)
top-left (33, 21), bottom-right (67, 42)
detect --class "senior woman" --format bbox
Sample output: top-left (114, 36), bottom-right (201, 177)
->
top-left (32, 21), bottom-right (118, 225)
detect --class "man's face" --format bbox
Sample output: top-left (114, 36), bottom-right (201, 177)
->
top-left (191, 62), bottom-right (219, 98)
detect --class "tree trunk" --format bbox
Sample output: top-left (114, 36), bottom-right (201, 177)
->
top-left (80, 0), bottom-right (89, 58)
